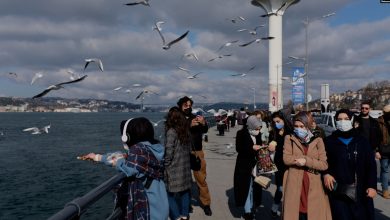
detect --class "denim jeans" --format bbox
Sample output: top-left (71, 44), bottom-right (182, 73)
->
top-left (380, 158), bottom-right (389, 191)
top-left (167, 189), bottom-right (190, 220)
top-left (244, 177), bottom-right (253, 213)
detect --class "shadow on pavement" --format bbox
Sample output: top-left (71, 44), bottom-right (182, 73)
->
top-left (226, 187), bottom-right (242, 218)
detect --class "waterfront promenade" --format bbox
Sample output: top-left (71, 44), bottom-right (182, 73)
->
top-left (189, 125), bottom-right (390, 220)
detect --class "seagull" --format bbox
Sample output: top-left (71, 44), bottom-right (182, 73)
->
top-left (231, 66), bottom-right (256, 77)
top-left (135, 89), bottom-right (159, 100)
top-left (8, 72), bottom-right (18, 78)
top-left (260, 2), bottom-right (287, 17)
top-left (84, 58), bottom-right (104, 72)
top-left (149, 119), bottom-right (165, 127)
top-left (125, 89), bottom-right (132, 93)
top-left (124, 0), bottom-right (150, 7)
top-left (217, 40), bottom-right (239, 52)
top-left (66, 70), bottom-right (81, 81)
top-left (132, 83), bottom-right (142, 87)
top-left (153, 21), bottom-right (189, 50)
top-left (239, 37), bottom-right (274, 47)
top-left (208, 54), bottom-right (232, 62)
top-left (177, 67), bottom-right (202, 79)
top-left (113, 87), bottom-right (122, 91)
top-left (182, 52), bottom-right (199, 61)
top-left (226, 16), bottom-right (246, 23)
top-left (237, 25), bottom-right (265, 35)
top-left (23, 124), bottom-right (51, 135)
top-left (32, 75), bottom-right (88, 99)
top-left (31, 72), bottom-right (43, 85)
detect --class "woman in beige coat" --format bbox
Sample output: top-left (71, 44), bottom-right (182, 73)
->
top-left (282, 111), bottom-right (332, 220)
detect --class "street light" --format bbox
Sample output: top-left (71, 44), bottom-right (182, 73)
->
top-left (290, 12), bottom-right (335, 111)
top-left (251, 87), bottom-right (256, 110)
top-left (275, 61), bottom-right (294, 110)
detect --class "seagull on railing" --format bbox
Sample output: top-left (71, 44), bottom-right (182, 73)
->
top-left (124, 0), bottom-right (150, 7)
top-left (32, 75), bottom-right (88, 99)
top-left (153, 21), bottom-right (189, 50)
top-left (84, 58), bottom-right (104, 72)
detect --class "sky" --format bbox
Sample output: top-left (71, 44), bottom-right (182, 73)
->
top-left (0, 0), bottom-right (389, 106)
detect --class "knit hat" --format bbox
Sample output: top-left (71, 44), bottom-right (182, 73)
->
top-left (383, 104), bottom-right (390, 113)
top-left (246, 115), bottom-right (262, 130)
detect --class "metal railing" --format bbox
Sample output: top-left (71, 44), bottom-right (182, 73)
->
top-left (48, 173), bottom-right (126, 220)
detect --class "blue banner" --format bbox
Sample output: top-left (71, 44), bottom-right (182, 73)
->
top-left (291, 67), bottom-right (305, 105)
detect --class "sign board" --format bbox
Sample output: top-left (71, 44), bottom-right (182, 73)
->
top-left (291, 67), bottom-right (305, 105)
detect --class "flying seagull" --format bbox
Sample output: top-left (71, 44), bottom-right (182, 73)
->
top-left (226, 16), bottom-right (246, 23)
top-left (124, 0), bottom-right (150, 7)
top-left (66, 70), bottom-right (81, 81)
top-left (177, 67), bottom-right (202, 79)
top-left (31, 72), bottom-right (43, 85)
top-left (113, 87), bottom-right (122, 91)
top-left (187, 72), bottom-right (202, 79)
top-left (237, 25), bottom-right (265, 35)
top-left (231, 66), bottom-right (256, 77)
top-left (153, 21), bottom-right (189, 50)
top-left (182, 52), bottom-right (199, 61)
top-left (217, 40), bottom-right (239, 52)
top-left (149, 120), bottom-right (165, 127)
top-left (23, 124), bottom-right (51, 135)
top-left (208, 54), bottom-right (232, 62)
top-left (32, 75), bottom-right (88, 99)
top-left (84, 58), bottom-right (104, 72)
top-left (8, 72), bottom-right (18, 78)
top-left (135, 89), bottom-right (159, 100)
top-left (239, 37), bottom-right (274, 47)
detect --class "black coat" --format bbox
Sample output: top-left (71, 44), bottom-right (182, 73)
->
top-left (355, 115), bottom-right (382, 151)
top-left (233, 128), bottom-right (263, 207)
top-left (187, 113), bottom-right (208, 151)
top-left (324, 130), bottom-right (377, 220)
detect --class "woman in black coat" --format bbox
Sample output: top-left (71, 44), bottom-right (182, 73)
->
top-left (234, 115), bottom-right (263, 220)
top-left (323, 109), bottom-right (377, 220)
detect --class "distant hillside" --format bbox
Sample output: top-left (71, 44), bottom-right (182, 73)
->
top-left (203, 102), bottom-right (268, 111)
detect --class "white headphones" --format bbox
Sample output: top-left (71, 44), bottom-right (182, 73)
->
top-left (121, 118), bottom-right (133, 143)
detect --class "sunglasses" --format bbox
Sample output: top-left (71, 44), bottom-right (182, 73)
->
top-left (361, 107), bottom-right (369, 110)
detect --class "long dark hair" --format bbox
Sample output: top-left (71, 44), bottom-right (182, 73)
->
top-left (120, 117), bottom-right (159, 147)
top-left (270, 110), bottom-right (293, 140)
top-left (165, 106), bottom-right (191, 145)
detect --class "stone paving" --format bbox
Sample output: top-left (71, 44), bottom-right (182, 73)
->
top-left (189, 125), bottom-right (390, 220)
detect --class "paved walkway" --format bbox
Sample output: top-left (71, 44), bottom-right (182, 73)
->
top-left (189, 125), bottom-right (390, 220)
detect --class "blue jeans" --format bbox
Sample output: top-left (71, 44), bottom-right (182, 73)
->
top-left (244, 177), bottom-right (253, 213)
top-left (167, 189), bottom-right (190, 220)
top-left (380, 158), bottom-right (389, 191)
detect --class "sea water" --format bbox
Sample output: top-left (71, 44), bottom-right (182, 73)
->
top-left (0, 112), bottom-right (166, 220)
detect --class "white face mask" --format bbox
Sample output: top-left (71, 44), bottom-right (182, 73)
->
top-left (336, 120), bottom-right (353, 132)
top-left (249, 129), bottom-right (260, 136)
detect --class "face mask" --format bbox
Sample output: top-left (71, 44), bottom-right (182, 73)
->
top-left (294, 128), bottom-right (308, 139)
top-left (275, 122), bottom-right (284, 130)
top-left (183, 107), bottom-right (192, 116)
top-left (249, 129), bottom-right (260, 136)
top-left (336, 120), bottom-right (353, 132)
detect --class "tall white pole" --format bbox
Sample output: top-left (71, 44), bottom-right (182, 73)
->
top-left (269, 15), bottom-right (282, 112)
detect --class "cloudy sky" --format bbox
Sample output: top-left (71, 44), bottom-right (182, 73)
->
top-left (0, 0), bottom-right (389, 106)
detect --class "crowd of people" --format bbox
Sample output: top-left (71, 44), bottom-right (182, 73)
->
top-left (78, 98), bottom-right (390, 220)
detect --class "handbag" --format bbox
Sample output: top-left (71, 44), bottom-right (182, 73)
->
top-left (190, 142), bottom-right (201, 171)
top-left (190, 151), bottom-right (201, 171)
top-left (333, 143), bottom-right (358, 203)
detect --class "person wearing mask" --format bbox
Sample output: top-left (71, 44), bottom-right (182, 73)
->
top-left (377, 105), bottom-right (390, 199)
top-left (354, 101), bottom-right (382, 152)
top-left (164, 107), bottom-right (193, 220)
top-left (282, 111), bottom-right (331, 220)
top-left (177, 96), bottom-right (212, 216)
top-left (311, 120), bottom-right (326, 139)
top-left (234, 115), bottom-right (264, 220)
top-left (323, 109), bottom-right (377, 220)
top-left (79, 117), bottom-right (169, 220)
top-left (268, 111), bottom-right (293, 218)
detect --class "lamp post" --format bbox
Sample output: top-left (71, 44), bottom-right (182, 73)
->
top-left (251, 87), bottom-right (256, 110)
top-left (251, 0), bottom-right (300, 112)
top-left (276, 61), bottom-right (294, 110)
top-left (290, 12), bottom-right (335, 111)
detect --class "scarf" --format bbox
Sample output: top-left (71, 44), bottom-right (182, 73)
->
top-left (120, 143), bottom-right (164, 220)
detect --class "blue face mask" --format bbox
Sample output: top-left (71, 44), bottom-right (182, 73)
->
top-left (275, 122), bottom-right (284, 130)
top-left (294, 128), bottom-right (308, 139)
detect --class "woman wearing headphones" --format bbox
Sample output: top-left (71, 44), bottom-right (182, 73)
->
top-left (79, 117), bottom-right (169, 220)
